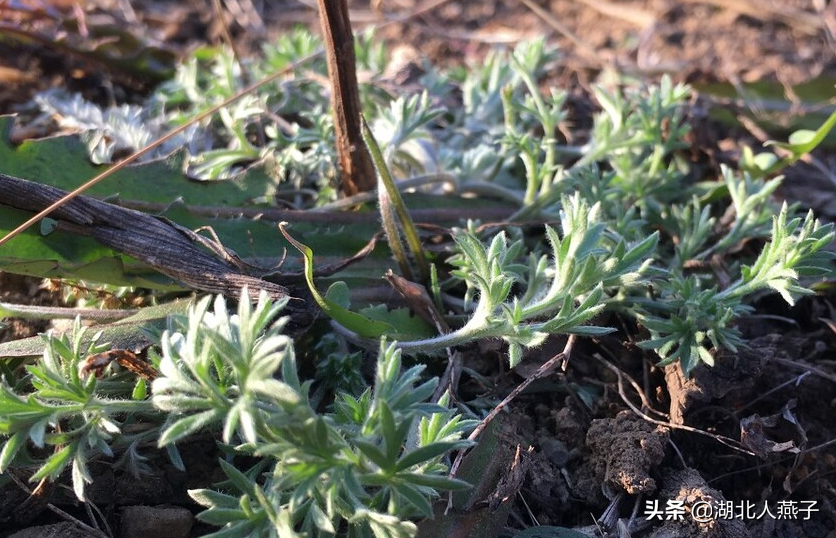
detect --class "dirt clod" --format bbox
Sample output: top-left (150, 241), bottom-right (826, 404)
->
top-left (665, 334), bottom-right (779, 424)
top-left (649, 468), bottom-right (750, 538)
top-left (586, 410), bottom-right (668, 495)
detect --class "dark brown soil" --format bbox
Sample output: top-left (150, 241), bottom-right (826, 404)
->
top-left (2, 1), bottom-right (836, 538)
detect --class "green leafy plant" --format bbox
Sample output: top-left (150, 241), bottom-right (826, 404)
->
top-left (154, 291), bottom-right (473, 538)
top-left (4, 29), bottom-right (836, 538)
top-left (13, 31), bottom-right (836, 373)
top-left (0, 292), bottom-right (473, 537)
top-left (0, 319), bottom-right (161, 500)
top-left (397, 195), bottom-right (658, 366)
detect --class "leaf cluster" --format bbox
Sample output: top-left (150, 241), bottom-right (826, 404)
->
top-left (152, 292), bottom-right (473, 538)
top-left (399, 195), bottom-right (658, 366)
top-left (0, 320), bottom-right (159, 500)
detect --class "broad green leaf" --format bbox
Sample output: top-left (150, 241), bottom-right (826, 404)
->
top-left (758, 108), bottom-right (836, 175)
top-left (771, 108), bottom-right (836, 155)
top-left (0, 116), bottom-right (276, 206)
top-left (325, 281), bottom-right (352, 308)
top-left (0, 207), bottom-right (180, 289)
top-left (360, 305), bottom-right (435, 339)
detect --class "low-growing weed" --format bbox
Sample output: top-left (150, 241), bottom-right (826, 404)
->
top-left (4, 28), bottom-right (835, 538)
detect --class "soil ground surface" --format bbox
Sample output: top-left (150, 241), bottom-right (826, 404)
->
top-left (2, 1), bottom-right (836, 538)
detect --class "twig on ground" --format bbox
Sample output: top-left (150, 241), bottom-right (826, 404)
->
top-left (771, 356), bottom-right (836, 385)
top-left (448, 335), bottom-right (577, 487)
top-left (593, 351), bottom-right (669, 420)
top-left (591, 353), bottom-right (756, 456)
top-left (668, 438), bottom-right (688, 469)
top-left (733, 371), bottom-right (811, 416)
top-left (0, 173), bottom-right (292, 302)
top-left (8, 473), bottom-right (110, 538)
top-left (81, 495), bottom-right (114, 538)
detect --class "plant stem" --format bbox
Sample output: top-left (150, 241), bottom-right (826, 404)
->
top-left (316, 0), bottom-right (376, 195)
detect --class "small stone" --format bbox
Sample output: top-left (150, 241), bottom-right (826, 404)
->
top-left (120, 506), bottom-right (193, 538)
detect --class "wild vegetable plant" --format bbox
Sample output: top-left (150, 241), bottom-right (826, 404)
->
top-left (156, 292), bottom-right (472, 538)
top-left (37, 30), bottom-right (834, 373)
top-left (397, 195), bottom-right (658, 367)
top-left (0, 319), bottom-right (162, 500)
top-left (0, 293), bottom-right (473, 538)
top-left (6, 30), bottom-right (836, 538)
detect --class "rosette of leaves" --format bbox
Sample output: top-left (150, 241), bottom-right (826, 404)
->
top-left (151, 291), bottom-right (474, 538)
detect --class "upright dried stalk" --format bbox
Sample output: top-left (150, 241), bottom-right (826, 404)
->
top-left (317, 0), bottom-right (376, 195)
